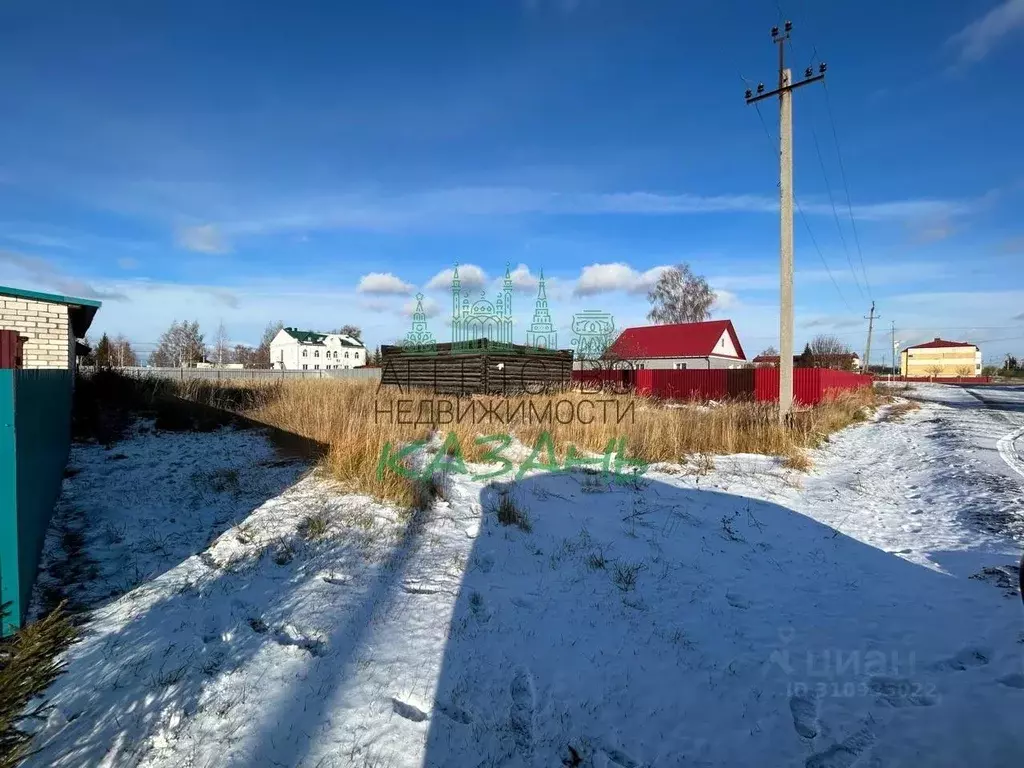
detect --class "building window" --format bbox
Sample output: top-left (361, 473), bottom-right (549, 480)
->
top-left (344, 351), bottom-right (349, 358)
top-left (334, 351), bottom-right (338, 359)
top-left (315, 364), bottom-right (319, 370)
top-left (302, 364), bottom-right (308, 370)
top-left (354, 351), bottom-right (360, 358)
top-left (302, 349), bottom-right (307, 357)
top-left (674, 362), bottom-right (688, 370)
top-left (314, 350), bottom-right (320, 358)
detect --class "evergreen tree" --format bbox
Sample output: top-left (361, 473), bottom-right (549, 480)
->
top-left (797, 343), bottom-right (814, 367)
top-left (95, 333), bottom-right (112, 368)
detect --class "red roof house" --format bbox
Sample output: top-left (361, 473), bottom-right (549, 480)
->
top-left (904, 338), bottom-right (978, 350)
top-left (607, 320), bottom-right (747, 370)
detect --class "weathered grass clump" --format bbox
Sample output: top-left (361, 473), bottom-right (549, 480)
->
top-left (0, 604), bottom-right (77, 768)
top-left (782, 450), bottom-right (813, 472)
top-left (492, 490), bottom-right (531, 532)
top-left (129, 376), bottom-right (880, 505)
top-left (879, 400), bottom-right (921, 422)
top-left (298, 512), bottom-right (331, 541)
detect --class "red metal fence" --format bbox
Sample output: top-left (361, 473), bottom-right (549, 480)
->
top-left (880, 376), bottom-right (992, 384)
top-left (634, 369), bottom-right (754, 400)
top-left (0, 330), bottom-right (25, 369)
top-left (572, 367), bottom-right (872, 405)
top-left (755, 368), bottom-right (873, 405)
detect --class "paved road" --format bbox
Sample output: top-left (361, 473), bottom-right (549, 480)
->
top-left (908, 384), bottom-right (1024, 541)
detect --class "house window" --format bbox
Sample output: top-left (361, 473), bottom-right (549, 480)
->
top-left (314, 364), bottom-right (319, 370)
top-left (314, 350), bottom-right (320, 358)
top-left (302, 349), bottom-right (308, 357)
top-left (354, 351), bottom-right (360, 358)
top-left (302, 364), bottom-right (308, 370)
top-left (674, 362), bottom-right (688, 370)
top-left (334, 351), bottom-right (339, 359)
top-left (344, 351), bottom-right (349, 358)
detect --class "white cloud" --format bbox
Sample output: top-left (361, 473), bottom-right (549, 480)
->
top-left (358, 298), bottom-right (393, 312)
top-left (426, 263), bottom-right (486, 291)
top-left (123, 183), bottom-right (977, 245)
top-left (573, 263), bottom-right (670, 296)
top-left (949, 0), bottom-right (1024, 63)
top-left (713, 289), bottom-right (740, 311)
top-left (0, 249), bottom-right (128, 301)
top-left (711, 261), bottom-right (952, 293)
top-left (176, 223), bottom-right (230, 254)
top-left (800, 316), bottom-right (865, 331)
top-left (506, 263), bottom-right (540, 292)
top-left (402, 296), bottom-right (441, 319)
top-left (357, 272), bottom-right (415, 295)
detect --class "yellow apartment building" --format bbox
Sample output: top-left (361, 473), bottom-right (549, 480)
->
top-left (900, 338), bottom-right (982, 378)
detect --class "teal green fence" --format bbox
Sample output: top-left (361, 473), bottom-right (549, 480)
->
top-left (0, 370), bottom-right (73, 635)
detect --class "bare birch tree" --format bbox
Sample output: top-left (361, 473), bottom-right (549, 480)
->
top-left (213, 320), bottom-right (231, 366)
top-left (646, 263), bottom-right (715, 325)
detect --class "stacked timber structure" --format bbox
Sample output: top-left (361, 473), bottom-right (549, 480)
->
top-left (380, 338), bottom-right (573, 395)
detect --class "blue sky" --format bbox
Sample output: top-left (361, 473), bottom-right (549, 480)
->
top-left (0, 0), bottom-right (1022, 365)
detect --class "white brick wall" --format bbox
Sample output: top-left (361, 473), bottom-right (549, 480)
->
top-left (0, 297), bottom-right (73, 369)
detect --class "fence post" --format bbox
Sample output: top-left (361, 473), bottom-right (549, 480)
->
top-left (0, 371), bottom-right (18, 635)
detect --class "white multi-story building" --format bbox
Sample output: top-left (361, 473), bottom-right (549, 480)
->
top-left (269, 327), bottom-right (366, 371)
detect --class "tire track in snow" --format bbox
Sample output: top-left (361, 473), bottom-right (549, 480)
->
top-left (995, 426), bottom-right (1024, 481)
top-left (963, 387), bottom-right (1024, 481)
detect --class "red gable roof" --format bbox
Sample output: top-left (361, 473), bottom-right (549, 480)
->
top-left (609, 320), bottom-right (745, 360)
top-left (906, 337), bottom-right (978, 351)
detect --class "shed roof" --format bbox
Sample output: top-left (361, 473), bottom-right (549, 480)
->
top-left (0, 284), bottom-right (102, 337)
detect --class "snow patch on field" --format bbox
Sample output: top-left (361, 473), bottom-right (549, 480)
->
top-left (21, 392), bottom-right (1024, 768)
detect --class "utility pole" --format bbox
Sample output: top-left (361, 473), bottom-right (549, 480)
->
top-left (746, 21), bottom-right (827, 422)
top-left (863, 301), bottom-right (878, 375)
top-left (890, 321), bottom-right (898, 377)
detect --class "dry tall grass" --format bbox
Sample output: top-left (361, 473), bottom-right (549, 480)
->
top-left (148, 377), bottom-right (881, 504)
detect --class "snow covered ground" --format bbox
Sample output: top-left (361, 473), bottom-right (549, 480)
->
top-left (22, 386), bottom-right (1024, 768)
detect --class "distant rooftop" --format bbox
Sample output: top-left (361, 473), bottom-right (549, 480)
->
top-left (282, 327), bottom-right (361, 347)
top-left (905, 337), bottom-right (978, 351)
top-left (0, 284), bottom-right (102, 337)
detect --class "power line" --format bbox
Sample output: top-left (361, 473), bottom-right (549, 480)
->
top-left (821, 79), bottom-right (873, 299)
top-left (773, 6), bottom-right (873, 299)
top-left (808, 108), bottom-right (864, 300)
top-left (782, 37), bottom-right (864, 301)
top-left (749, 97), bottom-right (853, 313)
